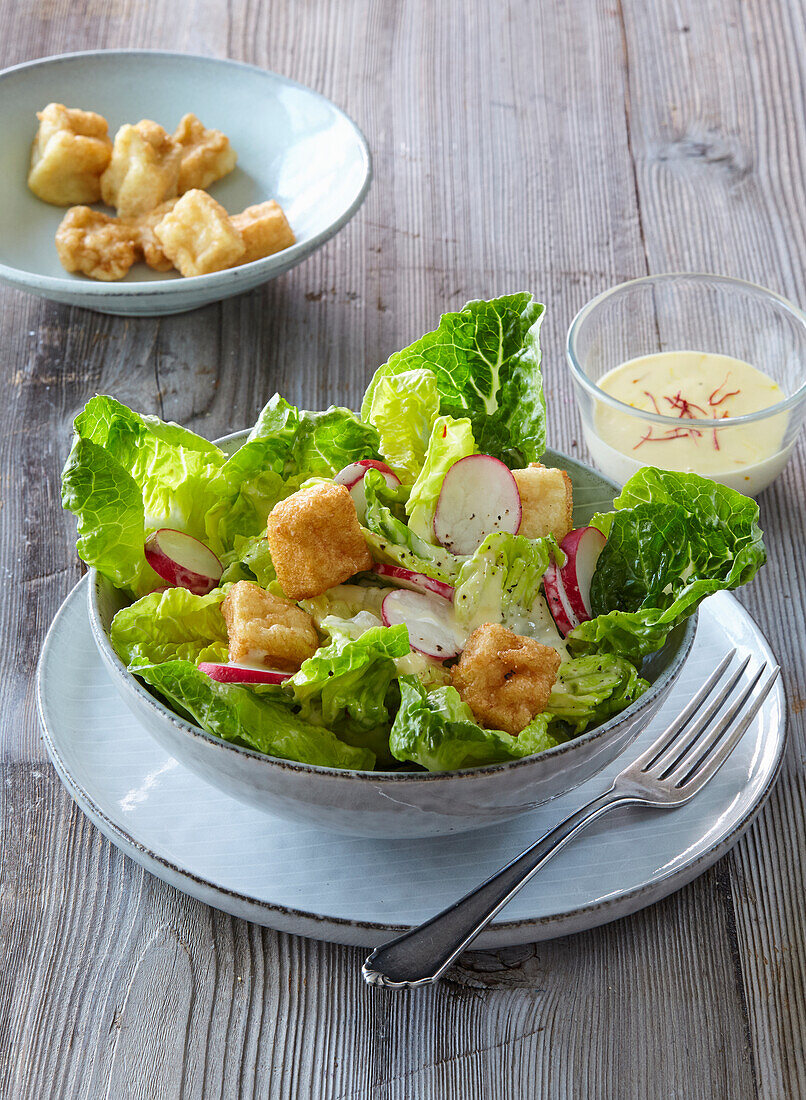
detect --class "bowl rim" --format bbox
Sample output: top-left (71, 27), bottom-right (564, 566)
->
top-left (88, 438), bottom-right (698, 783)
top-left (0, 48), bottom-right (372, 297)
top-left (566, 272), bottom-right (806, 428)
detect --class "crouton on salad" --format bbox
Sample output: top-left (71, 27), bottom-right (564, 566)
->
top-left (451, 622), bottom-right (561, 735)
top-left (266, 482), bottom-right (373, 601)
top-left (221, 580), bottom-right (318, 671)
top-left (511, 463), bottom-right (573, 543)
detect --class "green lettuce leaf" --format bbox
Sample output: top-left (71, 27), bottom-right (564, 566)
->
top-left (361, 294), bottom-right (546, 467)
top-left (136, 660), bottom-right (374, 769)
top-left (569, 468), bottom-right (766, 661)
top-left (545, 655), bottom-right (648, 735)
top-left (389, 678), bottom-right (567, 771)
top-left (362, 469), bottom-right (462, 582)
top-left (111, 588), bottom-right (228, 668)
top-left (405, 416), bottom-right (476, 541)
top-left (61, 436), bottom-right (153, 593)
top-left (289, 624), bottom-right (410, 730)
top-left (62, 397), bottom-right (230, 595)
top-left (454, 531), bottom-right (565, 651)
top-left (362, 368), bottom-right (440, 481)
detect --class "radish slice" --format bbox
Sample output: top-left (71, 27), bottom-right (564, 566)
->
top-left (543, 561), bottom-right (580, 637)
top-left (559, 527), bottom-right (607, 621)
top-left (381, 589), bottom-right (461, 660)
top-left (433, 454), bottom-right (521, 555)
top-left (334, 459), bottom-right (401, 521)
top-left (199, 662), bottom-right (291, 685)
top-left (371, 563), bottom-right (455, 601)
top-left (144, 529), bottom-right (223, 595)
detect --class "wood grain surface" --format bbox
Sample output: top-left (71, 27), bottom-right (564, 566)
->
top-left (1, 1), bottom-right (804, 1097)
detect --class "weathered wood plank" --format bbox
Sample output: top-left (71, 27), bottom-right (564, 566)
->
top-left (618, 2), bottom-right (806, 1096)
top-left (0, 0), bottom-right (803, 1098)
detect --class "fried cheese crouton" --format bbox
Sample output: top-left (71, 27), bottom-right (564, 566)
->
top-left (122, 199), bottom-right (179, 271)
top-left (28, 103), bottom-right (112, 205)
top-left (451, 623), bottom-right (561, 736)
top-left (221, 581), bottom-right (318, 672)
top-left (153, 189), bottom-right (245, 276)
top-left (100, 120), bottom-right (182, 216)
top-left (55, 206), bottom-right (138, 281)
top-left (173, 113), bottom-right (237, 193)
top-left (230, 200), bottom-right (295, 264)
top-left (266, 483), bottom-right (373, 601)
top-left (511, 463), bottom-right (573, 543)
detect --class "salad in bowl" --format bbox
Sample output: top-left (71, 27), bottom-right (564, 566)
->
top-left (62, 294), bottom-right (766, 779)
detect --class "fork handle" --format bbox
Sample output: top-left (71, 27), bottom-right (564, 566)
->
top-left (363, 787), bottom-right (640, 988)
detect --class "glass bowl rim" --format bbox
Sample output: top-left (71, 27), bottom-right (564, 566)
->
top-left (566, 272), bottom-right (806, 429)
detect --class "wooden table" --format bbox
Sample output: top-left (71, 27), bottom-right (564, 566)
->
top-left (2, 2), bottom-right (804, 1096)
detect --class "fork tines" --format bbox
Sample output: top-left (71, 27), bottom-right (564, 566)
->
top-left (633, 650), bottom-right (780, 794)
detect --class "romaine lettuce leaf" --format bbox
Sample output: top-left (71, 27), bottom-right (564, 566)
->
top-left (545, 655), bottom-right (648, 734)
top-left (61, 436), bottom-right (154, 593)
top-left (289, 623), bottom-right (410, 733)
top-left (389, 678), bottom-right (567, 771)
top-left (361, 294), bottom-right (546, 467)
top-left (111, 587), bottom-right (228, 668)
top-left (362, 469), bottom-right (462, 582)
top-left (569, 468), bottom-right (766, 661)
top-left (363, 368), bottom-right (440, 481)
top-left (454, 531), bottom-right (566, 653)
top-left (136, 660), bottom-right (374, 769)
top-left (406, 416), bottom-right (476, 541)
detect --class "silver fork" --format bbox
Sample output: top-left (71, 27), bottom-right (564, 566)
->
top-left (363, 650), bottom-right (780, 988)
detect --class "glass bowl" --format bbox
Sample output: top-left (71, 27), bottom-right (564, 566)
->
top-left (566, 273), bottom-right (806, 495)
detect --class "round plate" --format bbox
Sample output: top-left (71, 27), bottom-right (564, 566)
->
top-left (37, 578), bottom-right (785, 947)
top-left (0, 51), bottom-right (371, 315)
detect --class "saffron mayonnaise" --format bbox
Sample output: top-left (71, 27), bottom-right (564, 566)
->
top-left (586, 351), bottom-right (789, 495)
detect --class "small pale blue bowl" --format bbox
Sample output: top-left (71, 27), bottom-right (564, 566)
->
top-left (0, 50), bottom-right (371, 316)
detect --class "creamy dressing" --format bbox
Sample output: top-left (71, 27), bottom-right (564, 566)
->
top-left (589, 351), bottom-right (789, 495)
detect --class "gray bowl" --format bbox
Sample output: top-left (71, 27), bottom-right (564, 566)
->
top-left (88, 440), bottom-right (696, 838)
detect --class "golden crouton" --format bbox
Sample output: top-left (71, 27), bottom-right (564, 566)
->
top-left (153, 189), bottom-right (245, 276)
top-left (221, 581), bottom-right (318, 672)
top-left (512, 463), bottom-right (573, 543)
top-left (266, 483), bottom-right (373, 601)
top-left (230, 200), bottom-right (295, 264)
top-left (173, 113), bottom-right (237, 193)
top-left (100, 120), bottom-right (182, 217)
top-left (55, 206), bottom-right (138, 281)
top-left (451, 623), bottom-right (561, 736)
top-left (28, 103), bottom-right (112, 205)
top-left (122, 199), bottom-right (179, 272)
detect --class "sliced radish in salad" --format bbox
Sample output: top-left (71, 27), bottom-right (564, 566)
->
top-left (334, 459), bottom-right (401, 522)
top-left (371, 563), bottom-right (455, 601)
top-left (381, 589), bottom-right (461, 660)
top-left (144, 529), bottom-right (223, 595)
top-left (559, 526), bottom-right (606, 621)
top-left (543, 526), bottom-right (607, 636)
top-left (433, 454), bottom-right (521, 555)
top-left (542, 562), bottom-right (580, 637)
top-left (199, 662), bottom-right (292, 685)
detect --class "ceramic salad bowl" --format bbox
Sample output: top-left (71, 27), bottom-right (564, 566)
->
top-left (88, 439), bottom-right (697, 839)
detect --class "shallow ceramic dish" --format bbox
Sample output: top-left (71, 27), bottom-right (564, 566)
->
top-left (0, 50), bottom-right (371, 316)
top-left (87, 436), bottom-right (697, 838)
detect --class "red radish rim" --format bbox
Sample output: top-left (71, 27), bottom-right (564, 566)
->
top-left (371, 563), bottom-right (455, 601)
